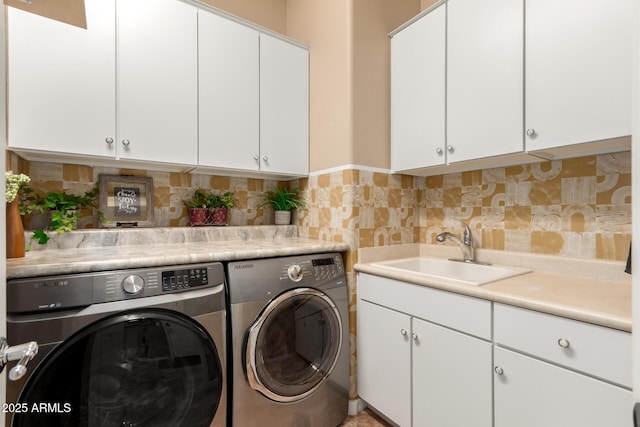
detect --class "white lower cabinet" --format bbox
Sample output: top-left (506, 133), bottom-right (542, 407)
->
top-left (412, 317), bottom-right (492, 427)
top-left (357, 273), bottom-right (492, 427)
top-left (357, 275), bottom-right (633, 427)
top-left (494, 347), bottom-right (632, 427)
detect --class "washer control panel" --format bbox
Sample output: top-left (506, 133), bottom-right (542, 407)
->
top-left (282, 254), bottom-right (344, 283)
top-left (7, 262), bottom-right (224, 314)
top-left (161, 266), bottom-right (209, 292)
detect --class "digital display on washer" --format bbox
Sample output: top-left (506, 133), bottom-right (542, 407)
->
top-left (312, 258), bottom-right (335, 267)
top-left (162, 267), bottom-right (209, 292)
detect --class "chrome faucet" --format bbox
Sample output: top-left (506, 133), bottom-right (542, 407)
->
top-left (436, 222), bottom-right (476, 263)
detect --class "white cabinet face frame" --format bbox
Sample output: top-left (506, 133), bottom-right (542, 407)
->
top-left (525, 0), bottom-right (633, 152)
top-left (198, 9), bottom-right (260, 171)
top-left (259, 33), bottom-right (309, 176)
top-left (446, 0), bottom-right (524, 163)
top-left (7, 0), bottom-right (116, 158)
top-left (391, 3), bottom-right (446, 172)
top-left (117, 0), bottom-right (198, 166)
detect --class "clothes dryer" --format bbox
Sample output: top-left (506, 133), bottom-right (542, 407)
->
top-left (6, 262), bottom-right (227, 427)
top-left (226, 253), bottom-right (349, 427)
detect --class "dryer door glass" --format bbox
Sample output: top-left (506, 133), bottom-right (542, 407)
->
top-left (12, 308), bottom-right (223, 427)
top-left (245, 288), bottom-right (342, 402)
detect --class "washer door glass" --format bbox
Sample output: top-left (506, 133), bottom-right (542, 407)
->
top-left (13, 309), bottom-right (222, 427)
top-left (245, 288), bottom-right (342, 403)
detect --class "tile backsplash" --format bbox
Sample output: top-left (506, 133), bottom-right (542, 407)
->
top-left (12, 151), bottom-right (631, 263)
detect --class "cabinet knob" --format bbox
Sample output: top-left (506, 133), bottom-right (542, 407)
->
top-left (105, 137), bottom-right (114, 145)
top-left (262, 156), bottom-right (269, 162)
top-left (411, 333), bottom-right (419, 341)
top-left (400, 329), bottom-right (408, 336)
top-left (526, 128), bottom-right (536, 137)
top-left (557, 338), bottom-right (570, 349)
top-left (253, 155), bottom-right (259, 162)
top-left (436, 147), bottom-right (444, 155)
top-left (122, 139), bottom-right (131, 147)
top-left (447, 145), bottom-right (455, 153)
top-left (494, 366), bottom-right (504, 376)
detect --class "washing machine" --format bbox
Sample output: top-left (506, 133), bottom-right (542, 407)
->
top-left (5, 262), bottom-right (227, 427)
top-left (226, 253), bottom-right (349, 427)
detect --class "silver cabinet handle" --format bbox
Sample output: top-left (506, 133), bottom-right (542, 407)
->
top-left (262, 156), bottom-right (269, 162)
top-left (253, 155), bottom-right (259, 161)
top-left (526, 128), bottom-right (536, 137)
top-left (122, 139), bottom-right (130, 147)
top-left (447, 145), bottom-right (454, 153)
top-left (411, 333), bottom-right (419, 341)
top-left (494, 366), bottom-right (504, 376)
top-left (558, 338), bottom-right (570, 349)
top-left (436, 147), bottom-right (444, 155)
top-left (400, 329), bottom-right (407, 336)
top-left (105, 137), bottom-right (114, 145)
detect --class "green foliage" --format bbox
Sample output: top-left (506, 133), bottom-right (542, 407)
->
top-left (20, 185), bottom-right (100, 245)
top-left (183, 189), bottom-right (234, 209)
top-left (257, 187), bottom-right (306, 212)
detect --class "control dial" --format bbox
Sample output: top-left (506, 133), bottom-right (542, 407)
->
top-left (122, 275), bottom-right (144, 295)
top-left (287, 264), bottom-right (304, 282)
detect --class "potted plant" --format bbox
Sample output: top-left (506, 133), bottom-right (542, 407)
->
top-left (20, 186), bottom-right (100, 245)
top-left (183, 189), bottom-right (212, 226)
top-left (183, 189), bottom-right (234, 226)
top-left (257, 187), bottom-right (307, 225)
top-left (5, 171), bottom-right (31, 258)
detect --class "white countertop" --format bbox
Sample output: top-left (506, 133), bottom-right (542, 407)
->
top-left (355, 244), bottom-right (631, 332)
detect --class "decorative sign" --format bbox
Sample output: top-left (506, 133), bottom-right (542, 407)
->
top-left (99, 174), bottom-right (154, 227)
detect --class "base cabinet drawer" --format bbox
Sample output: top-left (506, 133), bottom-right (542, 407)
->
top-left (494, 347), bottom-right (633, 427)
top-left (494, 303), bottom-right (631, 387)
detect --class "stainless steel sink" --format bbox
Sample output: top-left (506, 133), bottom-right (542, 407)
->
top-left (372, 257), bottom-right (531, 286)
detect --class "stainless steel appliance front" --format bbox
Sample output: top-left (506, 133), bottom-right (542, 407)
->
top-left (6, 262), bottom-right (227, 427)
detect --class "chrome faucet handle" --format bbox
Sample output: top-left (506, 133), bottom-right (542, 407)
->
top-left (460, 222), bottom-right (473, 246)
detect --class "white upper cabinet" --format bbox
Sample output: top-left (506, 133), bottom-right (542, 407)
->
top-left (525, 0), bottom-right (633, 154)
top-left (391, 4), bottom-right (446, 172)
top-left (7, 0), bottom-right (116, 158)
top-left (117, 0), bottom-right (198, 166)
top-left (259, 33), bottom-right (309, 176)
top-left (447, 0), bottom-right (524, 163)
top-left (198, 10), bottom-right (260, 171)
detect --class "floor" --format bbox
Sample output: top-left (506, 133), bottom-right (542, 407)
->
top-left (340, 409), bottom-right (391, 427)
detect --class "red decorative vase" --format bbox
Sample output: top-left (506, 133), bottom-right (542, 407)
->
top-left (6, 201), bottom-right (25, 258)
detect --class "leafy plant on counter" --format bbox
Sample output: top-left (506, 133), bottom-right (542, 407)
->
top-left (183, 189), bottom-right (235, 209)
top-left (20, 186), bottom-right (102, 245)
top-left (256, 187), bottom-right (306, 212)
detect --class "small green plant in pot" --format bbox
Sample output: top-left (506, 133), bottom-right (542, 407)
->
top-left (257, 187), bottom-right (306, 225)
top-left (183, 189), bottom-right (234, 226)
top-left (20, 186), bottom-right (100, 245)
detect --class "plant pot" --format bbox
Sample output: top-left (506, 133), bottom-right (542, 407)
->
top-left (6, 201), bottom-right (25, 258)
top-left (274, 210), bottom-right (291, 225)
top-left (188, 208), bottom-right (209, 226)
top-left (209, 207), bottom-right (228, 226)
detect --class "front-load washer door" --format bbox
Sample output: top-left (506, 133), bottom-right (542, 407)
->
top-left (12, 308), bottom-right (223, 427)
top-left (244, 287), bottom-right (342, 403)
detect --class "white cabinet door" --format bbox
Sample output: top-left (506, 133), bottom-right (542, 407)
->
top-left (494, 347), bottom-right (633, 427)
top-left (391, 4), bottom-right (446, 172)
top-left (259, 34), bottom-right (309, 176)
top-left (7, 0), bottom-right (116, 158)
top-left (413, 318), bottom-right (493, 427)
top-left (357, 300), bottom-right (411, 427)
top-left (525, 0), bottom-right (633, 152)
top-left (447, 0), bottom-right (523, 163)
top-left (117, 0), bottom-right (198, 166)
top-left (198, 10), bottom-right (260, 171)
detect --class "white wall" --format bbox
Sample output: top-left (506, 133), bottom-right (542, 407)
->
top-left (1, 3), bottom-right (8, 423)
